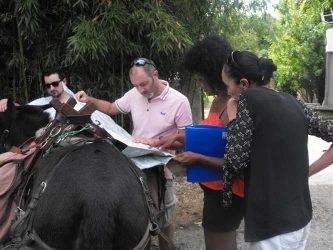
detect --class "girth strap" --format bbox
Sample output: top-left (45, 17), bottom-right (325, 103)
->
top-left (132, 222), bottom-right (151, 250)
top-left (2, 228), bottom-right (54, 250)
top-left (109, 138), bottom-right (177, 250)
top-left (138, 177), bottom-right (176, 250)
top-left (22, 229), bottom-right (55, 250)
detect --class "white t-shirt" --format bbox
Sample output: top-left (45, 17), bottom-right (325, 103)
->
top-left (28, 96), bottom-right (54, 120)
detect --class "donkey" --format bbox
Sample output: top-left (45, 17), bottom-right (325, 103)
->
top-left (0, 99), bottom-right (152, 250)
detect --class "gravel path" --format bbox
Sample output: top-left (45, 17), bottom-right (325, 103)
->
top-left (173, 185), bottom-right (333, 250)
top-left (152, 135), bottom-right (333, 250)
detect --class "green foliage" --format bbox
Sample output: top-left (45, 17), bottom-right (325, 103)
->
top-left (0, 0), bottom-right (214, 128)
top-left (214, 0), bottom-right (276, 55)
top-left (0, 0), bottom-right (284, 128)
top-left (319, 110), bottom-right (333, 120)
top-left (269, 0), bottom-right (329, 101)
top-left (0, 1), bottom-right (194, 101)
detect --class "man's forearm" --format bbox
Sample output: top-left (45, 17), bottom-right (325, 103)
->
top-left (88, 97), bottom-right (118, 115)
top-left (309, 144), bottom-right (333, 176)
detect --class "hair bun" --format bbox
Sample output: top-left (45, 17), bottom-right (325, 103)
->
top-left (258, 57), bottom-right (277, 84)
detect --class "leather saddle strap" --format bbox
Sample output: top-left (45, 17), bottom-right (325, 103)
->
top-left (132, 222), bottom-right (150, 250)
top-left (20, 229), bottom-right (55, 250)
top-left (139, 175), bottom-right (176, 250)
top-left (9, 182), bottom-right (46, 239)
top-left (9, 150), bottom-right (73, 245)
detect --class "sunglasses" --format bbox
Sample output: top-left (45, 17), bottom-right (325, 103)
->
top-left (131, 59), bottom-right (156, 68)
top-left (227, 50), bottom-right (246, 77)
top-left (45, 80), bottom-right (62, 89)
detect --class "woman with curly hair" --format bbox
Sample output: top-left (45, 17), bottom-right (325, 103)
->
top-left (181, 35), bottom-right (245, 250)
top-left (140, 35), bottom-right (245, 250)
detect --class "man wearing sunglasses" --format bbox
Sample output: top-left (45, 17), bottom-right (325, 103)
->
top-left (0, 68), bottom-right (70, 120)
top-left (76, 58), bottom-right (193, 250)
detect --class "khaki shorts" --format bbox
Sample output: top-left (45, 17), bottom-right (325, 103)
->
top-left (158, 179), bottom-right (177, 228)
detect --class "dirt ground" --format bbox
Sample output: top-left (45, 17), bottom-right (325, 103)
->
top-left (152, 174), bottom-right (333, 250)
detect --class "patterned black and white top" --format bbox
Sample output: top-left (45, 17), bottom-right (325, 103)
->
top-left (222, 94), bottom-right (333, 208)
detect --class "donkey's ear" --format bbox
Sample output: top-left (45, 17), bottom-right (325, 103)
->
top-left (7, 94), bottom-right (14, 103)
top-left (0, 95), bottom-right (15, 129)
top-left (12, 107), bottom-right (20, 119)
top-left (7, 94), bottom-right (15, 118)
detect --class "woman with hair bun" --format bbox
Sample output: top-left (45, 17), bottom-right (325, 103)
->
top-left (222, 50), bottom-right (333, 249)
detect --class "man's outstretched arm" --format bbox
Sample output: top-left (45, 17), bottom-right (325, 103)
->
top-left (75, 90), bottom-right (119, 115)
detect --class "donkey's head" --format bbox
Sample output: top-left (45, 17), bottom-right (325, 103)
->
top-left (0, 96), bottom-right (50, 152)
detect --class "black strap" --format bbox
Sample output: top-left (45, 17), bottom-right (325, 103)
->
top-left (138, 176), bottom-right (176, 250)
top-left (3, 228), bottom-right (55, 250)
top-left (23, 229), bottom-right (55, 250)
top-left (9, 182), bottom-right (46, 238)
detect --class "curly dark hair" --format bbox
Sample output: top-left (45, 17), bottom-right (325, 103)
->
top-left (184, 34), bottom-right (233, 91)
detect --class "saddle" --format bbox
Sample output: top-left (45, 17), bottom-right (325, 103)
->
top-left (0, 98), bottom-right (176, 250)
top-left (0, 141), bottom-right (41, 244)
top-left (0, 98), bottom-right (105, 247)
